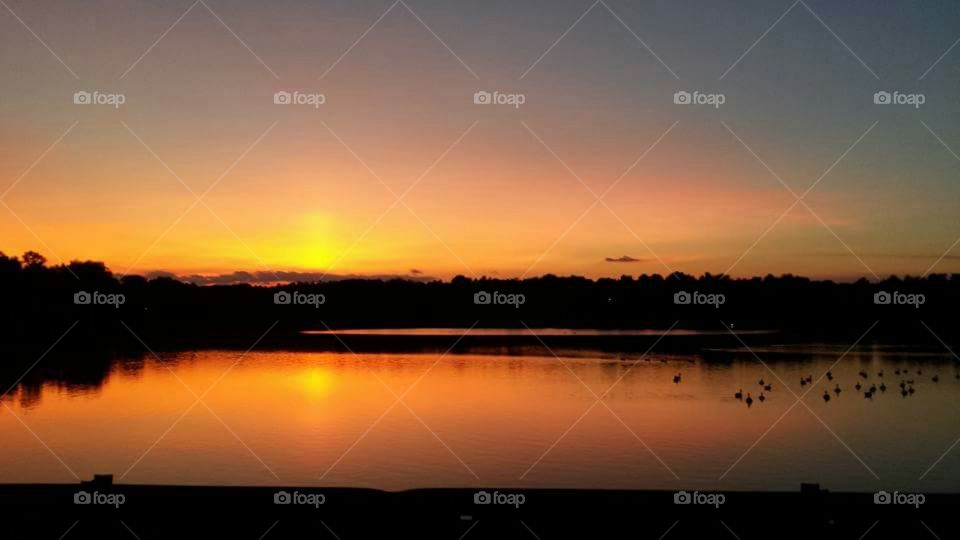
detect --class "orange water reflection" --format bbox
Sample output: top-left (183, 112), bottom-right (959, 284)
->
top-left (1, 349), bottom-right (957, 492)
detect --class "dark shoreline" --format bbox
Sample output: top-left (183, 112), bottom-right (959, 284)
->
top-left (5, 255), bottom-right (960, 349)
top-left (1, 481), bottom-right (955, 539)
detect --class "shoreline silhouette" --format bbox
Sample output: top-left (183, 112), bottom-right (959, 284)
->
top-left (3, 249), bottom-right (957, 398)
top-left (2, 249), bottom-right (956, 340)
top-left (1, 478), bottom-right (953, 540)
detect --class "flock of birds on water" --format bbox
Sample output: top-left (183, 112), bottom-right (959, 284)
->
top-left (670, 368), bottom-right (960, 407)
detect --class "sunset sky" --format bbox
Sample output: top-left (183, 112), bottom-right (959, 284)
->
top-left (2, 0), bottom-right (959, 281)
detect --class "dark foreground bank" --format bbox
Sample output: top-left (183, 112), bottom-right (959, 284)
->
top-left (0, 479), bottom-right (955, 540)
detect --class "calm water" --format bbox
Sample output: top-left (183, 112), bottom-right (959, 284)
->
top-left (303, 328), bottom-right (776, 336)
top-left (1, 345), bottom-right (958, 492)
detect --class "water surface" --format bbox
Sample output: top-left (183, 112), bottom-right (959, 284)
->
top-left (1, 346), bottom-right (957, 492)
top-left (303, 328), bottom-right (775, 336)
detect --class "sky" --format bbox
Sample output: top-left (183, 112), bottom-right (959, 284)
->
top-left (1, 0), bottom-right (959, 282)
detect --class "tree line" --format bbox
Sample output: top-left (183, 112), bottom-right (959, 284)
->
top-left (2, 250), bottom-right (958, 345)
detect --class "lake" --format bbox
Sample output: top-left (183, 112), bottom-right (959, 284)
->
top-left (1, 341), bottom-right (957, 493)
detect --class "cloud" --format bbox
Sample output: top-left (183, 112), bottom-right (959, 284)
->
top-left (144, 270), bottom-right (179, 279)
top-left (143, 269), bottom-right (436, 285)
top-left (410, 268), bottom-right (423, 275)
top-left (604, 255), bottom-right (643, 263)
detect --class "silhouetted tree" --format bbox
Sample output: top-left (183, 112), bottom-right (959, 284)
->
top-left (22, 251), bottom-right (46, 269)
top-left (0, 251), bottom-right (22, 273)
